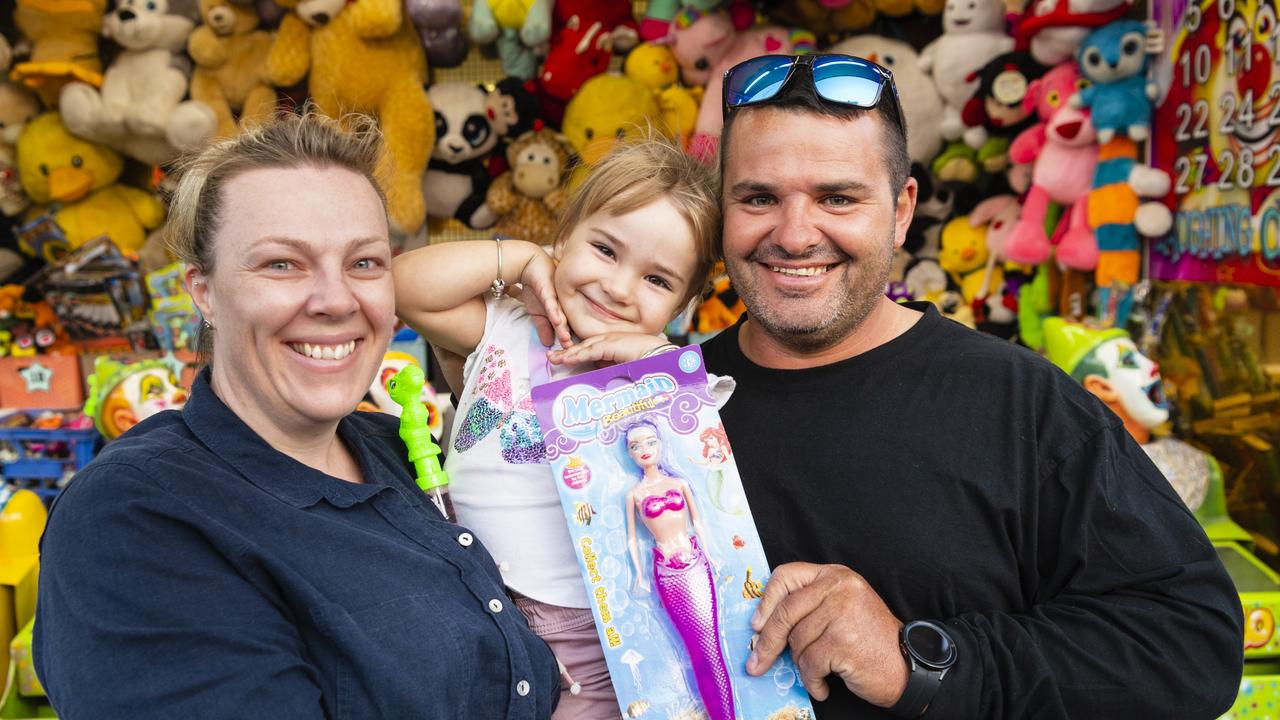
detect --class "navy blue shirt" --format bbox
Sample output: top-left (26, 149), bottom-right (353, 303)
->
top-left (34, 370), bottom-right (559, 719)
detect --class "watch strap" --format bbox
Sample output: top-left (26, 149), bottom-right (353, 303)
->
top-left (888, 660), bottom-right (943, 718)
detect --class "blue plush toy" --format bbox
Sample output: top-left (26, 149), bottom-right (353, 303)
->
top-left (1071, 19), bottom-right (1158, 144)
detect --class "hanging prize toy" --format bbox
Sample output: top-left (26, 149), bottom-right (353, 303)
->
top-left (389, 364), bottom-right (453, 521)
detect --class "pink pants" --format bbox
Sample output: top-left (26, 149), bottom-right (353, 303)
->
top-left (516, 597), bottom-right (620, 720)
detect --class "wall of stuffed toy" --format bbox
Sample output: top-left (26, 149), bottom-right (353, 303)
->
top-left (9, 0), bottom-right (1280, 714)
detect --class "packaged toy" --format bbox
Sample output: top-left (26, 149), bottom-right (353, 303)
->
top-left (145, 262), bottom-right (201, 353)
top-left (531, 347), bottom-right (814, 720)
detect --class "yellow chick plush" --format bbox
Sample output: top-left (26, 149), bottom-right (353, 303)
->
top-left (16, 113), bottom-right (164, 257)
top-left (624, 43), bottom-right (700, 146)
top-left (11, 0), bottom-right (108, 107)
top-left (938, 216), bottom-right (1003, 304)
top-left (562, 73), bottom-right (663, 189)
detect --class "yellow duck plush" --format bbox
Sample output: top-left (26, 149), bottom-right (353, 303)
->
top-left (268, 0), bottom-right (433, 235)
top-left (623, 43), bottom-right (701, 148)
top-left (11, 0), bottom-right (108, 107)
top-left (188, 0), bottom-right (276, 137)
top-left (562, 73), bottom-right (663, 189)
top-left (938, 216), bottom-right (1004, 304)
top-left (16, 113), bottom-right (164, 258)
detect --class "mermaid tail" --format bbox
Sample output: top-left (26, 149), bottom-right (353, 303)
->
top-left (653, 537), bottom-right (736, 720)
top-left (707, 468), bottom-right (745, 516)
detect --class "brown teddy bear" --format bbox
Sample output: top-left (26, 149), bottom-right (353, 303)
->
top-left (268, 0), bottom-right (434, 235)
top-left (485, 126), bottom-right (573, 247)
top-left (188, 0), bottom-right (276, 137)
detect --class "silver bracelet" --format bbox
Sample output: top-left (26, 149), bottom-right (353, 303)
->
top-left (642, 343), bottom-right (680, 358)
top-left (490, 237), bottom-right (506, 299)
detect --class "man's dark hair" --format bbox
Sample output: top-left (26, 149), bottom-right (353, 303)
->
top-left (719, 67), bottom-right (911, 200)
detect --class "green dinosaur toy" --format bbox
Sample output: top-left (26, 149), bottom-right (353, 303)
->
top-left (388, 364), bottom-right (452, 520)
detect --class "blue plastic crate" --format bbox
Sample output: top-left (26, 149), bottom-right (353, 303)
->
top-left (0, 426), bottom-right (100, 505)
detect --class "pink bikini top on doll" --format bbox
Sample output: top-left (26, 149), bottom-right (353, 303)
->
top-left (642, 489), bottom-right (686, 518)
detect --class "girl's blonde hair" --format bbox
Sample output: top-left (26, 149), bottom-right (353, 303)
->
top-left (164, 110), bottom-right (385, 275)
top-left (163, 110), bottom-right (385, 360)
top-left (554, 133), bottom-right (721, 305)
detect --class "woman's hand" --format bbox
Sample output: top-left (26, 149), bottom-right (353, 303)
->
top-left (634, 574), bottom-right (651, 594)
top-left (517, 250), bottom-right (573, 348)
top-left (547, 333), bottom-right (672, 367)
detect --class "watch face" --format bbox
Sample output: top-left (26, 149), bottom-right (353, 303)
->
top-left (906, 622), bottom-right (956, 668)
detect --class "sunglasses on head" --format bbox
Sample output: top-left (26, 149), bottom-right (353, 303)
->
top-left (722, 53), bottom-right (907, 138)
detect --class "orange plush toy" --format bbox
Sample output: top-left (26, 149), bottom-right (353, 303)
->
top-left (268, 0), bottom-right (434, 235)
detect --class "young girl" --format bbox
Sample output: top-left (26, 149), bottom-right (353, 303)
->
top-left (393, 137), bottom-right (721, 719)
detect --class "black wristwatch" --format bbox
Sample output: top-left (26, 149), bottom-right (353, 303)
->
top-left (888, 620), bottom-right (957, 718)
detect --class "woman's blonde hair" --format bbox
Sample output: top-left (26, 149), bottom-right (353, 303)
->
top-left (554, 132), bottom-right (721, 305)
top-left (164, 110), bottom-right (385, 275)
top-left (163, 110), bottom-right (385, 360)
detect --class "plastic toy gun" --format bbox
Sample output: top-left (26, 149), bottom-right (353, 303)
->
top-left (388, 364), bottom-right (453, 521)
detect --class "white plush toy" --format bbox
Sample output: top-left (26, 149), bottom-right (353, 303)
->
top-left (830, 34), bottom-right (944, 166)
top-left (919, 0), bottom-right (1013, 146)
top-left (60, 0), bottom-right (216, 166)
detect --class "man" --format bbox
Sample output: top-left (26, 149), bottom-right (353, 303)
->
top-left (699, 53), bottom-right (1244, 718)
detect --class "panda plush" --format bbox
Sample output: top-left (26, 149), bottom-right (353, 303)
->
top-left (424, 82), bottom-right (500, 229)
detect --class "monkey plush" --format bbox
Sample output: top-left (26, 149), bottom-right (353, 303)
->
top-left (485, 126), bottom-right (574, 246)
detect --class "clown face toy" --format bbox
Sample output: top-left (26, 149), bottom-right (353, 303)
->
top-left (84, 354), bottom-right (188, 440)
top-left (1043, 318), bottom-right (1169, 443)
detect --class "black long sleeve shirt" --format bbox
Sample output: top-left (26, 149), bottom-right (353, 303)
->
top-left (701, 304), bottom-right (1244, 718)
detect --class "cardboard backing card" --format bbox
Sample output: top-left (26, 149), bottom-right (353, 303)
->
top-left (532, 346), bottom-right (814, 720)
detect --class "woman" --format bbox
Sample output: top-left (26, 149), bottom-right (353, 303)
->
top-left (623, 419), bottom-right (735, 720)
top-left (33, 113), bottom-right (559, 719)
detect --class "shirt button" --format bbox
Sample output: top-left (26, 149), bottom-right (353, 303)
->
top-left (488, 598), bottom-right (504, 613)
top-left (457, 532), bottom-right (474, 547)
top-left (516, 679), bottom-right (530, 696)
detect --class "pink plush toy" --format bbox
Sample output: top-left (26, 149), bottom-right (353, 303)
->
top-left (1003, 61), bottom-right (1099, 270)
top-left (668, 8), bottom-right (813, 162)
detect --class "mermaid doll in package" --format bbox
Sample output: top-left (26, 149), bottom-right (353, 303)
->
top-left (624, 418), bottom-right (734, 720)
top-left (531, 346), bottom-right (814, 720)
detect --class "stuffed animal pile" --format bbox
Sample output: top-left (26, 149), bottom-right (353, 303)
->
top-left (0, 0), bottom-right (1183, 353)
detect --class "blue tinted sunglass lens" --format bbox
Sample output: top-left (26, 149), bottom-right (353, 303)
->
top-left (726, 56), bottom-right (795, 107)
top-left (811, 57), bottom-right (884, 108)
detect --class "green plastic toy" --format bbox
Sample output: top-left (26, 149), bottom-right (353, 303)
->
top-left (388, 364), bottom-right (453, 521)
